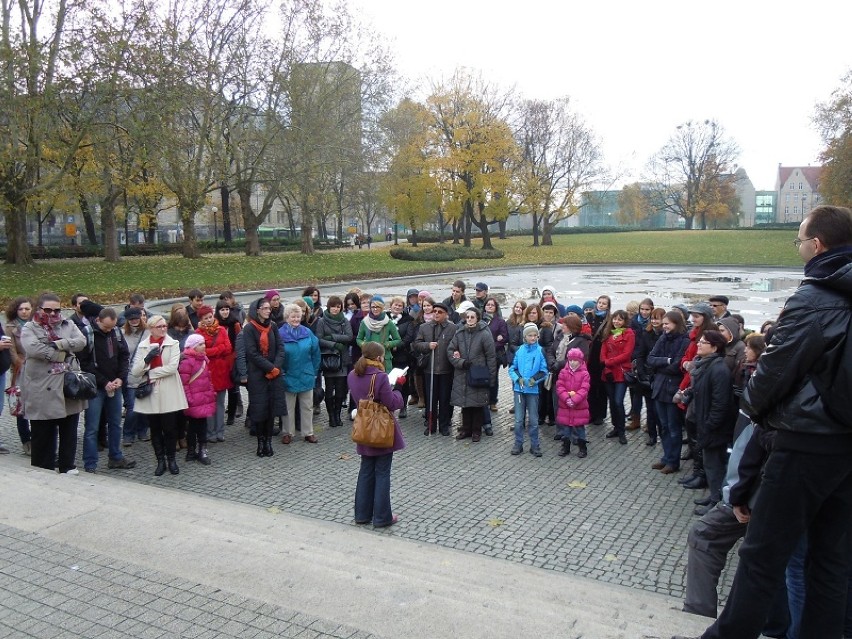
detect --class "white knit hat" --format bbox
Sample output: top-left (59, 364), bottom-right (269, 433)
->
top-left (522, 322), bottom-right (539, 338)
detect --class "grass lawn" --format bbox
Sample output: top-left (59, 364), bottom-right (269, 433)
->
top-left (0, 230), bottom-right (799, 305)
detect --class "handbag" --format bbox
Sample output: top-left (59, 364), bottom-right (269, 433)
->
top-left (134, 377), bottom-right (154, 399)
top-left (320, 352), bottom-right (342, 373)
top-left (64, 369), bottom-right (98, 400)
top-left (466, 364), bottom-right (491, 388)
top-left (351, 374), bottom-right (395, 448)
top-left (5, 385), bottom-right (23, 417)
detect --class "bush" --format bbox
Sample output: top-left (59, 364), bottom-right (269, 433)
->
top-left (390, 245), bottom-right (504, 262)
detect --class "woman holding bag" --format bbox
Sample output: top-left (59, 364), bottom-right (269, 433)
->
top-left (348, 342), bottom-right (405, 528)
top-left (20, 292), bottom-right (88, 473)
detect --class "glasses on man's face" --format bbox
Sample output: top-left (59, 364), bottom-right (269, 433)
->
top-left (793, 237), bottom-right (815, 249)
top-left (40, 307), bottom-right (61, 315)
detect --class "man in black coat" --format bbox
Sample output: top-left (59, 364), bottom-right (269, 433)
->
top-left (674, 204), bottom-right (852, 639)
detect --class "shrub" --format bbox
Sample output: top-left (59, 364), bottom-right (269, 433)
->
top-left (390, 245), bottom-right (504, 262)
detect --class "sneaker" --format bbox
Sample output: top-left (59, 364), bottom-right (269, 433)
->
top-left (108, 458), bottom-right (137, 469)
top-left (510, 445), bottom-right (523, 455)
top-left (122, 440), bottom-right (133, 448)
top-left (138, 434), bottom-right (151, 442)
top-left (483, 426), bottom-right (493, 436)
top-left (85, 468), bottom-right (97, 474)
top-left (22, 441), bottom-right (31, 456)
top-left (489, 404), bottom-right (498, 411)
top-left (0, 443), bottom-right (10, 454)
top-left (531, 447), bottom-right (543, 457)
top-left (63, 468), bottom-right (79, 475)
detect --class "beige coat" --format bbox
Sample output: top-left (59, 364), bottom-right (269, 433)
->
top-left (130, 334), bottom-right (188, 414)
top-left (20, 319), bottom-right (88, 420)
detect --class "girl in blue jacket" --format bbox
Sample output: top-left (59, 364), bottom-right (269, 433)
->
top-left (508, 323), bottom-right (549, 457)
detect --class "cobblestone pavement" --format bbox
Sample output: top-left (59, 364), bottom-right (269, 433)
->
top-left (0, 524), bottom-right (381, 639)
top-left (0, 374), bottom-right (738, 605)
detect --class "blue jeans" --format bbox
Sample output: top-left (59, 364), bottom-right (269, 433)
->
top-left (786, 535), bottom-right (807, 639)
top-left (558, 424), bottom-right (586, 443)
top-left (84, 388), bottom-right (124, 470)
top-left (655, 400), bottom-right (683, 469)
top-left (354, 453), bottom-right (394, 526)
top-left (122, 385), bottom-right (148, 442)
top-left (513, 392), bottom-right (540, 449)
top-left (605, 381), bottom-right (627, 433)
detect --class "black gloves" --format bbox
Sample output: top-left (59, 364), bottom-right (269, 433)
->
top-left (143, 346), bottom-right (160, 364)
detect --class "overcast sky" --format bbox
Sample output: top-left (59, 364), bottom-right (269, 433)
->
top-left (353, 0), bottom-right (851, 191)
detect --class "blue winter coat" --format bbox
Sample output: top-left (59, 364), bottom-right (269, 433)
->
top-left (508, 342), bottom-right (549, 394)
top-left (279, 324), bottom-right (321, 393)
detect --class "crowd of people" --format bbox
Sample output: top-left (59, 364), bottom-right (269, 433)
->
top-left (1, 278), bottom-right (772, 501)
top-left (3, 205), bottom-right (852, 639)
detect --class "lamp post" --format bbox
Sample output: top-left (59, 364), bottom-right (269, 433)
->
top-left (212, 206), bottom-right (218, 247)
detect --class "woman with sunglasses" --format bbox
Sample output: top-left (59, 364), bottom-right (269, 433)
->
top-left (20, 293), bottom-right (88, 473)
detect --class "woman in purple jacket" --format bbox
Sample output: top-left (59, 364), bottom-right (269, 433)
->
top-left (348, 341), bottom-right (405, 527)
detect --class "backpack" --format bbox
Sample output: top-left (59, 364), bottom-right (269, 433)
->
top-left (812, 316), bottom-right (852, 428)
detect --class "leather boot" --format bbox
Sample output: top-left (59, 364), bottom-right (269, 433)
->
top-left (152, 432), bottom-right (166, 476)
top-left (414, 376), bottom-right (425, 408)
top-left (327, 408), bottom-right (338, 428)
top-left (197, 443), bottom-right (210, 465)
top-left (263, 436), bottom-right (274, 457)
top-left (167, 456), bottom-right (179, 475)
top-left (256, 436), bottom-right (264, 457)
top-left (185, 433), bottom-right (198, 462)
top-left (577, 439), bottom-right (588, 459)
top-left (558, 439), bottom-right (571, 457)
top-left (226, 403), bottom-right (236, 426)
top-left (154, 457), bottom-right (167, 476)
top-left (627, 414), bottom-right (641, 431)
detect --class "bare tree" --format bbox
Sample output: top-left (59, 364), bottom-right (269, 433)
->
top-left (645, 119), bottom-right (740, 230)
top-left (513, 97), bottom-right (607, 245)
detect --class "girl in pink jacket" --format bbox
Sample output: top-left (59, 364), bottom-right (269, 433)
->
top-left (179, 333), bottom-right (216, 465)
top-left (555, 348), bottom-right (591, 458)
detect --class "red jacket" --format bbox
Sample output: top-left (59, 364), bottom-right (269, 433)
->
top-left (600, 329), bottom-right (635, 383)
top-left (201, 325), bottom-right (234, 392)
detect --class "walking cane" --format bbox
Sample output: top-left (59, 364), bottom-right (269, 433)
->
top-left (428, 347), bottom-right (436, 435)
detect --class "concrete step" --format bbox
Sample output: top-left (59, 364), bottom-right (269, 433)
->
top-left (0, 463), bottom-right (710, 639)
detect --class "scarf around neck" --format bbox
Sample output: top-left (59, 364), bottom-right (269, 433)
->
top-left (250, 319), bottom-right (271, 356)
top-left (280, 323), bottom-right (311, 343)
top-left (363, 312), bottom-right (389, 333)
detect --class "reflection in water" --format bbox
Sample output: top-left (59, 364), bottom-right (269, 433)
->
top-left (751, 277), bottom-right (802, 293)
top-left (151, 265), bottom-right (802, 331)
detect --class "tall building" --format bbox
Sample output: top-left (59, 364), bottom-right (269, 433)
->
top-left (755, 191), bottom-right (777, 225)
top-left (775, 165), bottom-right (822, 223)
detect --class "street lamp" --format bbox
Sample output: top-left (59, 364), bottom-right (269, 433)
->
top-left (212, 206), bottom-right (218, 247)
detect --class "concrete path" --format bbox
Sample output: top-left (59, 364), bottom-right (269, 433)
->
top-left (0, 462), bottom-right (711, 638)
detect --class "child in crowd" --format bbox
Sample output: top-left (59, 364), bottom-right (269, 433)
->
top-left (555, 348), bottom-right (591, 458)
top-left (508, 322), bottom-right (548, 457)
top-left (178, 333), bottom-right (216, 465)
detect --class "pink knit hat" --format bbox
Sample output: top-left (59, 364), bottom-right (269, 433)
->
top-left (185, 333), bottom-right (205, 351)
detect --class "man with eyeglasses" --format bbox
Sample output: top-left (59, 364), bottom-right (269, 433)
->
top-left (706, 296), bottom-right (730, 321)
top-left (673, 205), bottom-right (852, 639)
top-left (413, 302), bottom-right (457, 436)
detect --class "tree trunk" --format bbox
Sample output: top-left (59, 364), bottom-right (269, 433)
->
top-left (102, 200), bottom-right (120, 262)
top-left (542, 214), bottom-right (554, 246)
top-left (498, 219), bottom-right (507, 239)
top-left (78, 194), bottom-right (98, 245)
top-left (531, 212), bottom-right (540, 247)
top-left (237, 187), bottom-right (262, 257)
top-left (4, 204), bottom-right (34, 265)
top-left (300, 197), bottom-right (314, 255)
top-left (181, 212), bottom-right (201, 258)
top-left (684, 216), bottom-right (694, 230)
top-left (221, 184), bottom-right (233, 244)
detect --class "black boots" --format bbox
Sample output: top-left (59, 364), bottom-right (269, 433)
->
top-left (577, 439), bottom-right (588, 459)
top-left (167, 456), bottom-right (179, 475)
top-left (197, 443), bottom-right (210, 465)
top-left (154, 457), bottom-right (166, 476)
top-left (257, 436), bottom-right (274, 457)
top-left (185, 435), bottom-right (198, 462)
top-left (558, 439), bottom-right (571, 457)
